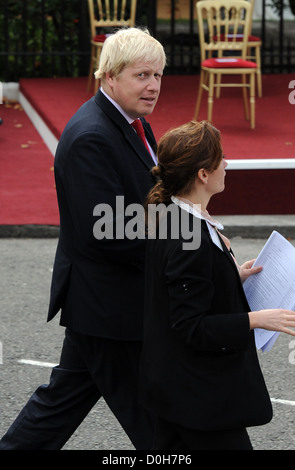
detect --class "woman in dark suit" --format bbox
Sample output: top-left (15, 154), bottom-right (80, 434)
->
top-left (140, 120), bottom-right (295, 450)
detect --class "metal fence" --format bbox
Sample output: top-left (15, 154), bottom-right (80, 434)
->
top-left (1, 0), bottom-right (294, 82)
top-left (0, 0), bottom-right (151, 81)
top-left (151, 0), bottom-right (295, 75)
top-left (0, 0), bottom-right (89, 81)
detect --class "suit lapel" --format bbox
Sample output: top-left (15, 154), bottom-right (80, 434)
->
top-left (217, 232), bottom-right (239, 271)
top-left (142, 120), bottom-right (158, 155)
top-left (127, 120), bottom-right (156, 169)
top-left (216, 231), bottom-right (251, 307)
top-left (204, 222), bottom-right (240, 274)
top-left (95, 91), bottom-right (156, 170)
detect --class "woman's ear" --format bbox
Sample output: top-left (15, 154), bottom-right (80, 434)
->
top-left (197, 168), bottom-right (209, 185)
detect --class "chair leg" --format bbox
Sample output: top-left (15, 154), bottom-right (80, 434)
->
top-left (194, 70), bottom-right (204, 121)
top-left (87, 46), bottom-right (102, 94)
top-left (216, 73), bottom-right (222, 98)
top-left (242, 74), bottom-right (249, 121)
top-left (250, 72), bottom-right (255, 129)
top-left (87, 47), bottom-right (95, 92)
top-left (208, 72), bottom-right (214, 122)
top-left (93, 48), bottom-right (102, 94)
top-left (94, 78), bottom-right (100, 94)
top-left (255, 46), bottom-right (262, 98)
top-left (256, 68), bottom-right (262, 98)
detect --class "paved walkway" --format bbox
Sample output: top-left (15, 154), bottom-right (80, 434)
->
top-left (1, 214), bottom-right (295, 239)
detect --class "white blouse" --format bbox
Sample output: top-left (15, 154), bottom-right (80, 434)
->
top-left (171, 196), bottom-right (224, 251)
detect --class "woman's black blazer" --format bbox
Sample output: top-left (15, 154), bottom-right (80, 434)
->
top-left (140, 206), bottom-right (273, 431)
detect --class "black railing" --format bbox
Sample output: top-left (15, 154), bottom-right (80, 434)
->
top-left (0, 0), bottom-right (150, 81)
top-left (1, 0), bottom-right (90, 81)
top-left (152, 0), bottom-right (295, 75)
top-left (260, 0), bottom-right (295, 73)
top-left (1, 0), bottom-right (294, 82)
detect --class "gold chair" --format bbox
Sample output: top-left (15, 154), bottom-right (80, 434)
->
top-left (212, 0), bottom-right (262, 97)
top-left (87, 0), bottom-right (137, 94)
top-left (194, 0), bottom-right (257, 129)
top-left (244, 0), bottom-right (262, 97)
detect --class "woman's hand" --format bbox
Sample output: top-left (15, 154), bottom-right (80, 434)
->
top-left (249, 309), bottom-right (295, 336)
top-left (239, 259), bottom-right (262, 283)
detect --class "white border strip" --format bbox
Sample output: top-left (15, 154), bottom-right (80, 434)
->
top-left (227, 158), bottom-right (295, 170)
top-left (19, 91), bottom-right (58, 157)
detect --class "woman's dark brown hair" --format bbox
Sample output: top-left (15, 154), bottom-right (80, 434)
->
top-left (145, 120), bottom-right (223, 207)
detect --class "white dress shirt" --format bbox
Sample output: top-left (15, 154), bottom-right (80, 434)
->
top-left (171, 196), bottom-right (224, 251)
top-left (100, 87), bottom-right (157, 163)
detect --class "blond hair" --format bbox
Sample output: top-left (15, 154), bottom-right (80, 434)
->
top-left (94, 27), bottom-right (166, 80)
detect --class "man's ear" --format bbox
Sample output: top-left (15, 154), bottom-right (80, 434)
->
top-left (105, 72), bottom-right (114, 87)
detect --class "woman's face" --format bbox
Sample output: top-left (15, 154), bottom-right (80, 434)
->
top-left (207, 156), bottom-right (228, 196)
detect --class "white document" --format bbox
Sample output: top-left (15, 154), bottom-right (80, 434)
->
top-left (243, 231), bottom-right (295, 351)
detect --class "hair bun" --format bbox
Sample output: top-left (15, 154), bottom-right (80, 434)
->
top-left (157, 163), bottom-right (165, 172)
top-left (151, 165), bottom-right (162, 181)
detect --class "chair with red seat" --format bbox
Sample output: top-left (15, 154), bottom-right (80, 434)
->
top-left (243, 0), bottom-right (262, 97)
top-left (194, 0), bottom-right (257, 129)
top-left (212, 0), bottom-right (262, 97)
top-left (87, 0), bottom-right (137, 94)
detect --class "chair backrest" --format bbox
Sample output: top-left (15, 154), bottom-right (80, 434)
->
top-left (196, 1), bottom-right (252, 62)
top-left (239, 0), bottom-right (255, 32)
top-left (204, 0), bottom-right (256, 32)
top-left (88, 0), bottom-right (137, 38)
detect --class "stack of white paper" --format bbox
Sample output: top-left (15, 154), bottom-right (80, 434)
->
top-left (243, 231), bottom-right (295, 351)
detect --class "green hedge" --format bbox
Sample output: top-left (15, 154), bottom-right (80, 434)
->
top-left (0, 0), bottom-right (86, 81)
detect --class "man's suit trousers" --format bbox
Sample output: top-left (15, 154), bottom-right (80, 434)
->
top-left (0, 328), bottom-right (154, 450)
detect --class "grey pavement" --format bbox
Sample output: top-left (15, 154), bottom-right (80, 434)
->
top-left (1, 214), bottom-right (295, 240)
top-left (1, 234), bottom-right (295, 451)
top-left (218, 214), bottom-right (295, 239)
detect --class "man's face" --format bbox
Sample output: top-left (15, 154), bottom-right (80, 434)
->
top-left (106, 60), bottom-right (163, 119)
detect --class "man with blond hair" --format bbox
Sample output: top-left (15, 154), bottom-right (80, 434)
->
top-left (0, 28), bottom-right (166, 450)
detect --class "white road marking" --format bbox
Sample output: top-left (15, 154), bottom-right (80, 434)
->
top-left (18, 359), bottom-right (57, 368)
top-left (18, 359), bottom-right (295, 407)
top-left (271, 398), bottom-right (295, 407)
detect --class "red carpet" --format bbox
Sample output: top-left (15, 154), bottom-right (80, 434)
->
top-left (0, 102), bottom-right (59, 225)
top-left (1, 74), bottom-right (295, 226)
top-left (19, 77), bottom-right (93, 142)
top-left (19, 74), bottom-right (295, 159)
top-left (151, 74), bottom-right (295, 161)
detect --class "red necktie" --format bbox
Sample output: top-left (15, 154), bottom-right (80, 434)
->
top-left (131, 119), bottom-right (151, 154)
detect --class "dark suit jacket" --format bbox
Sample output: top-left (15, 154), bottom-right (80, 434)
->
top-left (140, 207), bottom-right (273, 431)
top-left (47, 90), bottom-right (156, 340)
